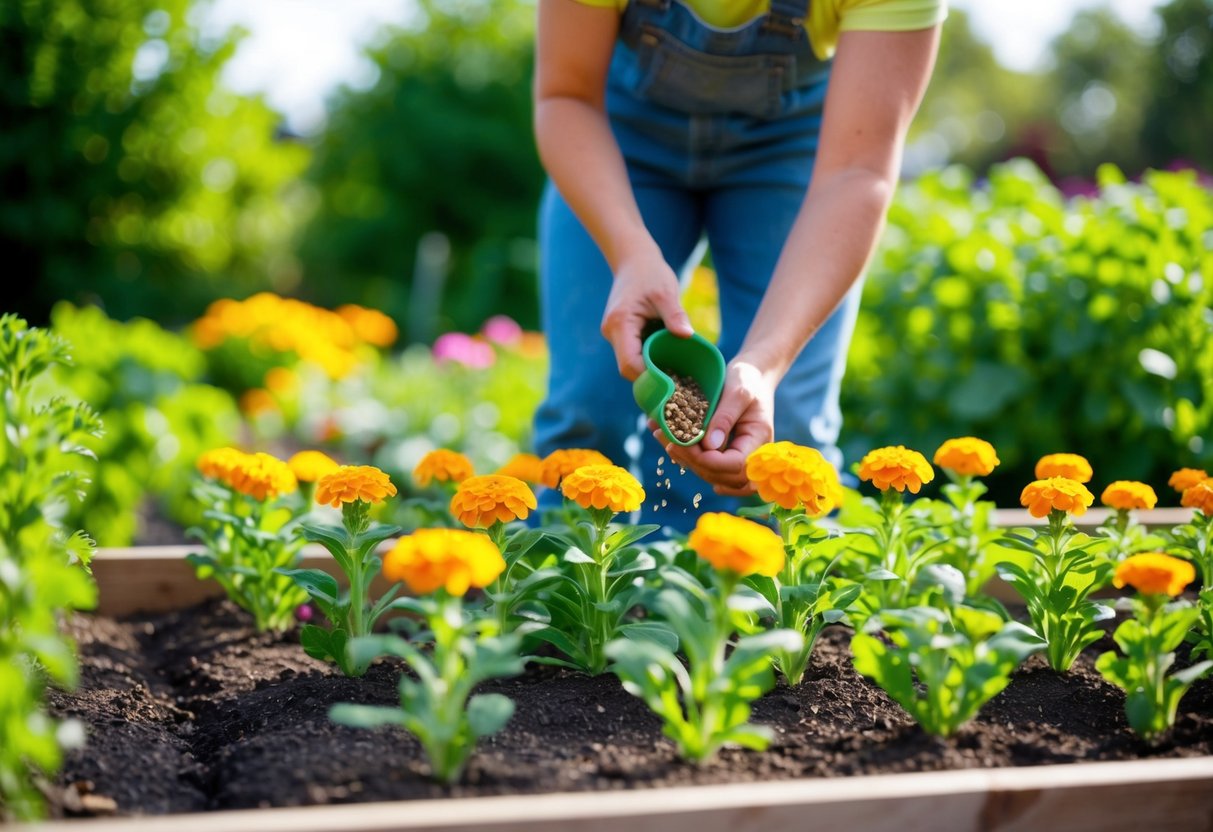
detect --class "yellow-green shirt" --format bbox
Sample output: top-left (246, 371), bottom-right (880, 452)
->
top-left (572, 0), bottom-right (947, 60)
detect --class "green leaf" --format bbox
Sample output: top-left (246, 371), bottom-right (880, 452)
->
top-left (563, 547), bottom-right (595, 564)
top-left (618, 621), bottom-right (679, 652)
top-left (467, 693), bottom-right (516, 738)
top-left (278, 568), bottom-right (340, 607)
top-left (604, 524), bottom-right (660, 553)
top-left (301, 523), bottom-right (350, 558)
top-left (329, 703), bottom-right (405, 730)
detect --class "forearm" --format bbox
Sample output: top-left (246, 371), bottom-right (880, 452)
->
top-left (535, 97), bottom-right (656, 270)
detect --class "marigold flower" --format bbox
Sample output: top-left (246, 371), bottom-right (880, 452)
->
top-left (1180, 478), bottom-right (1213, 516)
top-left (413, 449), bottom-right (474, 488)
top-left (239, 388), bottom-right (278, 416)
top-left (450, 475), bottom-right (537, 528)
top-left (1100, 480), bottom-right (1158, 511)
top-left (933, 437), bottom-right (1000, 477)
top-left (495, 452), bottom-right (544, 485)
top-left (336, 304), bottom-right (398, 348)
top-left (857, 446), bottom-right (935, 494)
top-left (560, 465), bottom-right (645, 513)
top-left (316, 465), bottom-right (398, 507)
top-left (264, 367), bottom-right (298, 393)
top-left (688, 512), bottom-right (784, 578)
top-left (227, 452), bottom-right (298, 501)
top-left (1020, 477), bottom-right (1095, 518)
top-left (1169, 468), bottom-right (1209, 493)
top-left (382, 528), bottom-right (506, 596)
top-left (1034, 453), bottom-right (1093, 483)
top-left (197, 447), bottom-right (248, 482)
top-left (288, 450), bottom-right (340, 483)
top-left (540, 448), bottom-right (612, 489)
top-left (1113, 552), bottom-right (1195, 597)
top-left (745, 441), bottom-right (843, 515)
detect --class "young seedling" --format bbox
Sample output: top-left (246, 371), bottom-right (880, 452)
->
top-left (1170, 476), bottom-right (1213, 660)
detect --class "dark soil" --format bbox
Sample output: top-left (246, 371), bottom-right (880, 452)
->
top-left (47, 599), bottom-right (1213, 817)
top-left (663, 375), bottom-right (709, 443)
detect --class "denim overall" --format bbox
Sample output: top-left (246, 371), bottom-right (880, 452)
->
top-left (533, 0), bottom-right (862, 531)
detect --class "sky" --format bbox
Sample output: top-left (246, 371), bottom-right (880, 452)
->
top-left (199, 0), bottom-right (1170, 134)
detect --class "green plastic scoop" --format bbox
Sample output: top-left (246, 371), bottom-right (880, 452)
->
top-left (632, 329), bottom-right (727, 447)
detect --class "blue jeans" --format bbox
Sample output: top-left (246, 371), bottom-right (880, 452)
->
top-left (533, 5), bottom-right (862, 532)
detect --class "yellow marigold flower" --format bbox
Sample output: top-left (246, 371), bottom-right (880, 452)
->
top-left (1100, 480), bottom-right (1158, 511)
top-left (1181, 479), bottom-right (1213, 516)
top-left (933, 437), bottom-right (1000, 477)
top-left (745, 441), bottom-right (843, 515)
top-left (316, 465), bottom-right (398, 507)
top-left (337, 304), bottom-right (398, 348)
top-left (1113, 552), bottom-right (1195, 597)
top-left (264, 366), bottom-right (298, 393)
top-left (560, 465), bottom-right (645, 513)
top-left (197, 447), bottom-right (248, 481)
top-left (688, 512), bottom-right (784, 578)
top-left (496, 452), bottom-right (544, 485)
top-left (227, 452), bottom-right (297, 501)
top-left (1169, 468), bottom-right (1209, 493)
top-left (450, 475), bottom-right (537, 528)
top-left (239, 388), bottom-right (278, 416)
top-left (857, 446), bottom-right (935, 494)
top-left (382, 528), bottom-right (506, 596)
top-left (288, 450), bottom-right (340, 483)
top-left (540, 448), bottom-right (612, 489)
top-left (1034, 453), bottom-right (1093, 483)
top-left (413, 449), bottom-right (475, 488)
top-left (1020, 477), bottom-right (1095, 518)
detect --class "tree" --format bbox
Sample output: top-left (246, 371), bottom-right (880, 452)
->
top-left (1141, 0), bottom-right (1213, 171)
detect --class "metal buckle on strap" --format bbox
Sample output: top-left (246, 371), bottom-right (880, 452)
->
top-left (761, 15), bottom-right (804, 38)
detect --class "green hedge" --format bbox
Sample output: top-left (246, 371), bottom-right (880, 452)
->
top-left (841, 160), bottom-right (1213, 503)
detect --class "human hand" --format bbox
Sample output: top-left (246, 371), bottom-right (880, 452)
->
top-left (655, 359), bottom-right (776, 495)
top-left (601, 248), bottom-right (693, 381)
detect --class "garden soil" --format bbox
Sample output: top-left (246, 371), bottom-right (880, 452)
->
top-left (47, 598), bottom-right (1213, 817)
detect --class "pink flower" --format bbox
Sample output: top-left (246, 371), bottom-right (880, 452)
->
top-left (481, 314), bottom-right (522, 346)
top-left (296, 604), bottom-right (315, 623)
top-left (432, 332), bottom-right (495, 369)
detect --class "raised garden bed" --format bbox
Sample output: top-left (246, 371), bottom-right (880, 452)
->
top-left (24, 507), bottom-right (1213, 831)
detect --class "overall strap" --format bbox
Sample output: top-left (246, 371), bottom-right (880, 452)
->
top-left (764, 0), bottom-right (810, 38)
top-left (632, 0), bottom-right (671, 9)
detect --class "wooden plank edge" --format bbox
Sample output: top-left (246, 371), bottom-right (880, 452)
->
top-left (19, 756), bottom-right (1213, 832)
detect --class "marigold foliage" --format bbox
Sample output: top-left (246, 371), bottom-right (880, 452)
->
top-left (227, 452), bottom-right (297, 501)
top-left (1100, 480), bottom-right (1158, 511)
top-left (450, 475), bottom-right (537, 528)
top-left (315, 465), bottom-right (398, 507)
top-left (745, 441), bottom-right (843, 515)
top-left (560, 465), bottom-right (645, 513)
top-left (1170, 468), bottom-right (1210, 494)
top-left (1019, 477), bottom-right (1095, 518)
top-left (933, 437), bottom-right (1000, 477)
top-left (1034, 453), bottom-right (1093, 483)
top-left (1113, 553), bottom-right (1195, 597)
top-left (413, 449), bottom-right (475, 488)
top-left (857, 445), bottom-right (935, 494)
top-left (540, 448), bottom-right (613, 489)
top-left (382, 528), bottom-right (506, 596)
top-left (688, 512), bottom-right (784, 578)
top-left (495, 452), bottom-right (544, 485)
top-left (1180, 479), bottom-right (1213, 515)
top-left (288, 450), bottom-right (340, 483)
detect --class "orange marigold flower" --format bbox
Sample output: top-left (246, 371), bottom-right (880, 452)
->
top-left (540, 448), bottom-right (612, 489)
top-left (288, 450), bottom-right (340, 483)
top-left (745, 441), bottom-right (843, 515)
top-left (1100, 480), bottom-right (1158, 512)
top-left (197, 447), bottom-right (248, 481)
top-left (336, 304), bottom-right (398, 348)
top-left (1034, 453), bottom-right (1093, 483)
top-left (450, 475), bottom-right (537, 528)
top-left (1169, 468), bottom-right (1209, 493)
top-left (316, 465), bottom-right (398, 507)
top-left (1181, 479), bottom-right (1213, 516)
top-left (857, 446), bottom-right (935, 494)
top-left (413, 449), bottom-right (474, 488)
top-left (264, 366), bottom-right (298, 394)
top-left (1113, 552), bottom-right (1195, 597)
top-left (688, 512), bottom-right (784, 578)
top-left (382, 528), bottom-right (506, 596)
top-left (496, 452), bottom-right (544, 485)
top-left (933, 437), bottom-right (1000, 477)
top-left (560, 465), bottom-right (645, 513)
top-left (239, 388), bottom-right (278, 416)
top-left (227, 452), bottom-right (298, 501)
top-left (1020, 477), bottom-right (1095, 518)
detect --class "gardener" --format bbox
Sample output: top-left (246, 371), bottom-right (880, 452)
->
top-left (531, 0), bottom-right (944, 526)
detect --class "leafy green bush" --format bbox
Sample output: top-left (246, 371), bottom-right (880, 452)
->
top-left (842, 161), bottom-right (1213, 502)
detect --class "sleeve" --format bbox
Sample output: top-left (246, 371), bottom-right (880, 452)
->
top-left (838, 0), bottom-right (948, 33)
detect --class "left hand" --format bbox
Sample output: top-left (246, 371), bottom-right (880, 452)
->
top-left (655, 359), bottom-right (776, 495)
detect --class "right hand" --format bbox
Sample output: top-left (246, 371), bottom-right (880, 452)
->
top-left (600, 248), bottom-right (694, 381)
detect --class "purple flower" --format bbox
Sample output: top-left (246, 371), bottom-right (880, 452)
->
top-left (432, 332), bottom-right (495, 369)
top-left (296, 604), bottom-right (315, 623)
top-left (481, 314), bottom-right (522, 346)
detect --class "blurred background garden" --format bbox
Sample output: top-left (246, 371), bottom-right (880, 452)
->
top-left (3, 0), bottom-right (1211, 546)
